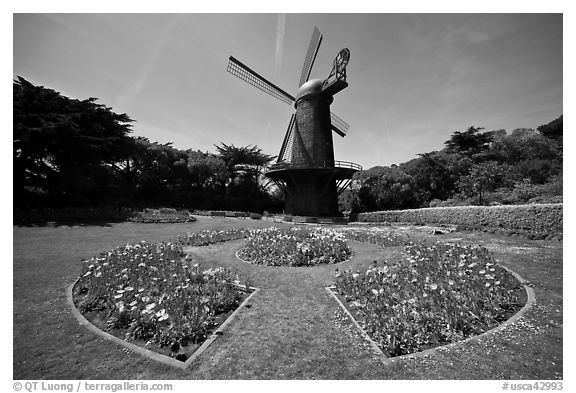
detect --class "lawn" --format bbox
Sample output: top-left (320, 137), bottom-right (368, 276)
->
top-left (13, 217), bottom-right (562, 379)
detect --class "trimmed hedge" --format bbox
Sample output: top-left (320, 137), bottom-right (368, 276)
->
top-left (192, 210), bottom-right (250, 218)
top-left (357, 203), bottom-right (562, 233)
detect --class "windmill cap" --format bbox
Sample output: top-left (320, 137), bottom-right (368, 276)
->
top-left (295, 79), bottom-right (324, 103)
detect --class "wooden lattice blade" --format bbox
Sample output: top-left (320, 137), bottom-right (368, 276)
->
top-left (330, 112), bottom-right (349, 137)
top-left (227, 56), bottom-right (295, 105)
top-left (298, 26), bottom-right (323, 87)
top-left (277, 114), bottom-right (296, 163)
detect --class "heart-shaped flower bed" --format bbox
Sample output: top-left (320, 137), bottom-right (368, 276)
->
top-left (72, 238), bottom-right (252, 361)
top-left (331, 240), bottom-right (526, 357)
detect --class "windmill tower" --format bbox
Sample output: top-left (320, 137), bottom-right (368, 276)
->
top-left (227, 26), bottom-right (361, 218)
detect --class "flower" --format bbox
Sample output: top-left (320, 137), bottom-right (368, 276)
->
top-left (158, 313), bottom-right (169, 322)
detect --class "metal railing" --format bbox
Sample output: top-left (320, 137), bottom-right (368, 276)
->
top-left (266, 160), bottom-right (362, 171)
top-left (332, 160), bottom-right (363, 171)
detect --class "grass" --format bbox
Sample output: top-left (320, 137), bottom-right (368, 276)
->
top-left (13, 217), bottom-right (562, 379)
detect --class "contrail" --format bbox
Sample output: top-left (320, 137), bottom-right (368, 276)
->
top-left (115, 15), bottom-right (184, 112)
top-left (274, 13), bottom-right (286, 74)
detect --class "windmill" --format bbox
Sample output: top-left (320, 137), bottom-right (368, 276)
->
top-left (227, 26), bottom-right (361, 218)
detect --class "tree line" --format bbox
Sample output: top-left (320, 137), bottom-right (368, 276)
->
top-left (341, 118), bottom-right (563, 213)
top-left (13, 77), bottom-right (281, 212)
top-left (14, 76), bottom-right (562, 214)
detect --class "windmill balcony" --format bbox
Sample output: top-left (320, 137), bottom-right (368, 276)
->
top-left (267, 160), bottom-right (362, 172)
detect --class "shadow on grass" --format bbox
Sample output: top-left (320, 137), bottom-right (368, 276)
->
top-left (13, 219), bottom-right (125, 227)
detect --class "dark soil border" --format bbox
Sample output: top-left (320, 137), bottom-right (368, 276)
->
top-left (67, 279), bottom-right (260, 370)
top-left (325, 265), bottom-right (536, 364)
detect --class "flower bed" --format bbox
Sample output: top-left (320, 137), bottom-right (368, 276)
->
top-left (343, 229), bottom-right (410, 247)
top-left (73, 240), bottom-right (250, 360)
top-left (128, 208), bottom-right (196, 223)
top-left (332, 241), bottom-right (525, 357)
top-left (177, 228), bottom-right (250, 246)
top-left (237, 227), bottom-right (351, 267)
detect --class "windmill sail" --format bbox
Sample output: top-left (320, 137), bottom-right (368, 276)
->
top-left (330, 112), bottom-right (349, 137)
top-left (298, 26), bottom-right (323, 87)
top-left (277, 114), bottom-right (296, 163)
top-left (227, 56), bottom-right (295, 105)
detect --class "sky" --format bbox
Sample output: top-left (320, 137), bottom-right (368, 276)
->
top-left (13, 13), bottom-right (563, 169)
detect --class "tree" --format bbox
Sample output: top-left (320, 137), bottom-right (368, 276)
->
top-left (13, 76), bottom-right (134, 205)
top-left (186, 150), bottom-right (228, 191)
top-left (214, 143), bottom-right (275, 195)
top-left (127, 138), bottom-right (192, 203)
top-left (444, 126), bottom-right (492, 157)
top-left (354, 166), bottom-right (421, 211)
top-left (491, 128), bottom-right (558, 164)
top-left (537, 115), bottom-right (562, 145)
top-left (457, 162), bottom-right (511, 205)
top-left (489, 128), bottom-right (560, 183)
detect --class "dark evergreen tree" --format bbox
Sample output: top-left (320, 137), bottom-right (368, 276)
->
top-left (13, 76), bottom-right (134, 206)
top-left (444, 126), bottom-right (492, 157)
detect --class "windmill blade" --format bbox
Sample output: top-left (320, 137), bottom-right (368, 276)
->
top-left (298, 26), bottom-right (323, 87)
top-left (330, 112), bottom-right (350, 137)
top-left (227, 56), bottom-right (295, 105)
top-left (277, 114), bottom-right (296, 163)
